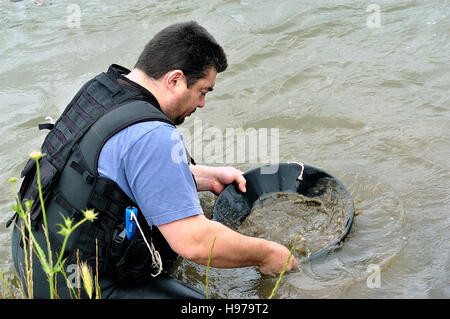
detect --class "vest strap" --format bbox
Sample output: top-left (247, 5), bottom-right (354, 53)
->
top-left (96, 73), bottom-right (123, 97)
top-left (53, 193), bottom-right (82, 220)
top-left (70, 161), bottom-right (95, 184)
top-left (5, 212), bottom-right (18, 229)
top-left (38, 123), bottom-right (55, 131)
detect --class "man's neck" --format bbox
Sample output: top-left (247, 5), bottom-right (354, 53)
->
top-left (125, 68), bottom-right (149, 90)
top-left (125, 68), bottom-right (174, 122)
top-left (125, 69), bottom-right (164, 104)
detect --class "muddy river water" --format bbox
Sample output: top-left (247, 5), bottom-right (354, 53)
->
top-left (237, 178), bottom-right (354, 259)
top-left (0, 0), bottom-right (449, 298)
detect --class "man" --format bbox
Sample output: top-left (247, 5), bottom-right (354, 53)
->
top-left (11, 21), bottom-right (298, 299)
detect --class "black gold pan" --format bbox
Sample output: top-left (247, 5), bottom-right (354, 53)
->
top-left (212, 162), bottom-right (355, 260)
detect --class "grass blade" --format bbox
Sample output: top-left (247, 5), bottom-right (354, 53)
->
top-left (268, 234), bottom-right (299, 299)
top-left (205, 237), bottom-right (216, 299)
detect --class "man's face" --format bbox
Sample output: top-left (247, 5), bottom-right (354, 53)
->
top-left (171, 67), bottom-right (217, 125)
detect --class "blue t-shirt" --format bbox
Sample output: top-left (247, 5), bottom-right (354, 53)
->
top-left (98, 121), bottom-right (203, 226)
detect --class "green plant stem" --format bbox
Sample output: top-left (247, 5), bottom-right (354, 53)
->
top-left (11, 184), bottom-right (50, 274)
top-left (35, 160), bottom-right (53, 263)
top-left (54, 217), bottom-right (89, 270)
top-left (268, 234), bottom-right (299, 299)
top-left (205, 237), bottom-right (216, 299)
top-left (58, 264), bottom-right (78, 299)
top-left (9, 160), bottom-right (97, 299)
top-left (34, 159), bottom-right (55, 298)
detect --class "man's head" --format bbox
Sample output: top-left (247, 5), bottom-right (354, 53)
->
top-left (133, 21), bottom-right (227, 125)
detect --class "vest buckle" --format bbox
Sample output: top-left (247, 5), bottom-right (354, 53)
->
top-left (83, 171), bottom-right (95, 184)
top-left (114, 228), bottom-right (127, 245)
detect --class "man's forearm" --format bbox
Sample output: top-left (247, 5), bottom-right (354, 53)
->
top-left (189, 164), bottom-right (215, 192)
top-left (158, 214), bottom-right (298, 275)
top-left (187, 217), bottom-right (269, 268)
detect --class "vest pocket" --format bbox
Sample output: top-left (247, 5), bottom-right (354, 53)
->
top-left (109, 226), bottom-right (153, 284)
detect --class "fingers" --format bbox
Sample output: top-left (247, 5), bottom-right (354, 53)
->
top-left (287, 256), bottom-right (299, 271)
top-left (257, 241), bottom-right (300, 275)
top-left (258, 258), bottom-right (299, 276)
top-left (216, 167), bottom-right (246, 193)
top-left (234, 171), bottom-right (247, 193)
top-left (276, 255), bottom-right (299, 273)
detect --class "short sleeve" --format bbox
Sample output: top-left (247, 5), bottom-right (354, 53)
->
top-left (98, 122), bottom-right (203, 226)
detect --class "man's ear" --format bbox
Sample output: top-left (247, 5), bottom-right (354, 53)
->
top-left (166, 70), bottom-right (185, 92)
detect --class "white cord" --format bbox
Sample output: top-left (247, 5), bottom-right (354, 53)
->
top-left (45, 116), bottom-right (55, 124)
top-left (130, 212), bottom-right (163, 277)
top-left (288, 161), bottom-right (305, 181)
top-left (298, 162), bottom-right (304, 181)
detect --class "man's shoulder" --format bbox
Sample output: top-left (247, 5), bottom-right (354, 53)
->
top-left (127, 120), bottom-right (175, 135)
top-left (115, 121), bottom-right (186, 159)
top-left (127, 121), bottom-right (182, 145)
top-left (102, 120), bottom-right (180, 154)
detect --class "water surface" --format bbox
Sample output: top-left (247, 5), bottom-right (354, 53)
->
top-left (0, 0), bottom-right (448, 298)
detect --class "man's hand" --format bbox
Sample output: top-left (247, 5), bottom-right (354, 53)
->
top-left (190, 165), bottom-right (246, 195)
top-left (208, 166), bottom-right (246, 195)
top-left (258, 240), bottom-right (299, 276)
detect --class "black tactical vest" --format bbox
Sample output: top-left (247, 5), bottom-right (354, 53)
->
top-left (10, 65), bottom-right (185, 285)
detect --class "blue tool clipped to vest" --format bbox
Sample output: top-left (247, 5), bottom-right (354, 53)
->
top-left (126, 206), bottom-right (138, 240)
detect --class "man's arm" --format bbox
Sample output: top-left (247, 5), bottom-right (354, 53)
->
top-left (190, 164), bottom-right (246, 195)
top-left (158, 214), bottom-right (299, 275)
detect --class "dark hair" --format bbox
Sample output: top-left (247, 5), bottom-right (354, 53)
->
top-left (135, 21), bottom-right (227, 87)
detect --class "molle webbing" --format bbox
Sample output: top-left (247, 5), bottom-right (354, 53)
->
top-left (40, 71), bottom-right (142, 173)
top-left (17, 68), bottom-right (145, 227)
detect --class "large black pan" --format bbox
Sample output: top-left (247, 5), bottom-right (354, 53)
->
top-left (212, 162), bottom-right (355, 259)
